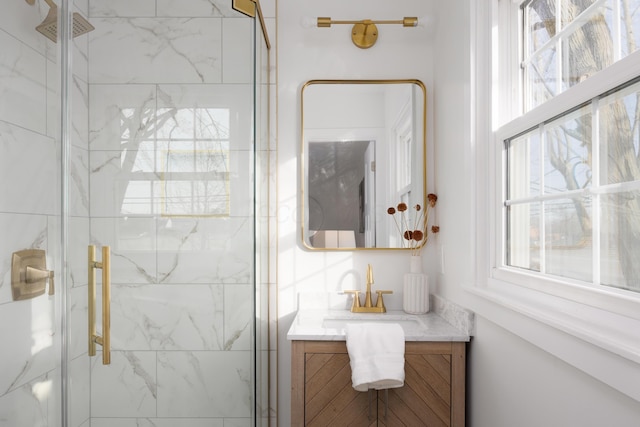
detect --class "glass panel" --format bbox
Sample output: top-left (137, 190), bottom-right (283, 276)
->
top-left (507, 203), bottom-right (541, 271)
top-left (561, 0), bottom-right (598, 28)
top-left (73, 4), bottom-right (259, 427)
top-left (526, 46), bottom-right (558, 109)
top-left (620, 0), bottom-right (640, 57)
top-left (544, 197), bottom-right (593, 281)
top-left (523, 0), bottom-right (640, 110)
top-left (544, 107), bottom-right (592, 193)
top-left (601, 192), bottom-right (640, 291)
top-left (254, 12), bottom-right (271, 426)
top-left (526, 0), bottom-right (556, 56)
top-left (599, 80), bottom-right (640, 185)
top-left (561, 4), bottom-right (613, 91)
top-left (508, 131), bottom-right (541, 200)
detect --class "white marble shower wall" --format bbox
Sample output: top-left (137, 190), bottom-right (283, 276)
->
top-left (0, 0), bottom-right (91, 426)
top-left (86, 1), bottom-right (255, 425)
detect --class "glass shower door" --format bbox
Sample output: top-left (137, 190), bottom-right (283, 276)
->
top-left (62, 1), bottom-right (266, 426)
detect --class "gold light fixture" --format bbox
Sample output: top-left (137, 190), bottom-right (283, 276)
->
top-left (317, 17), bottom-right (418, 49)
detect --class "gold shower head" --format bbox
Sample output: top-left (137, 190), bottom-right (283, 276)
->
top-left (34, 0), bottom-right (95, 43)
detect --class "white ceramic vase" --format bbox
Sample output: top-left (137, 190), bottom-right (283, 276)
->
top-left (403, 255), bottom-right (429, 314)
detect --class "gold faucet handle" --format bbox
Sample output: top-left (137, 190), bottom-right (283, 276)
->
top-left (344, 290), bottom-right (361, 310)
top-left (375, 290), bottom-right (392, 309)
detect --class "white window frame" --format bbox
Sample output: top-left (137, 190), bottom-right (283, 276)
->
top-left (469, 0), bottom-right (640, 402)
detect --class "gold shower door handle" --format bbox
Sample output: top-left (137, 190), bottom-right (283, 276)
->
top-left (88, 245), bottom-right (111, 365)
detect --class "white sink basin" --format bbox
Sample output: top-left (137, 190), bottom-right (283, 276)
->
top-left (321, 315), bottom-right (426, 334)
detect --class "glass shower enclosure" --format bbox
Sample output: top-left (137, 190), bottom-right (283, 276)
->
top-left (0, 0), bottom-right (270, 425)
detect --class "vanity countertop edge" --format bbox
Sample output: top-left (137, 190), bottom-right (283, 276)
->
top-left (287, 309), bottom-right (471, 342)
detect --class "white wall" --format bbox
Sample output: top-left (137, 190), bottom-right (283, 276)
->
top-left (276, 0), bottom-right (435, 424)
top-left (433, 1), bottom-right (640, 426)
top-left (278, 0), bottom-right (640, 426)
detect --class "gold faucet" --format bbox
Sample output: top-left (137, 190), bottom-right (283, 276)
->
top-left (344, 264), bottom-right (392, 313)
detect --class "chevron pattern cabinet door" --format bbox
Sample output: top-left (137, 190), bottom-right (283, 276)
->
top-left (378, 354), bottom-right (452, 427)
top-left (304, 352), bottom-right (376, 426)
top-left (291, 340), bottom-right (465, 427)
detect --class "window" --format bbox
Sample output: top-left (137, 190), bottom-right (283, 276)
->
top-left (505, 79), bottom-right (640, 292)
top-left (497, 1), bottom-right (640, 299)
top-left (522, 0), bottom-right (640, 111)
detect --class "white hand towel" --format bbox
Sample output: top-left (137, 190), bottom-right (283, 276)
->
top-left (345, 323), bottom-right (405, 392)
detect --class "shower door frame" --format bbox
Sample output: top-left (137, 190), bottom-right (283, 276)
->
top-left (57, 1), bottom-right (271, 425)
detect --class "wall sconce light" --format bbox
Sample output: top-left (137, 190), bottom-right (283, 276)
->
top-left (316, 17), bottom-right (418, 49)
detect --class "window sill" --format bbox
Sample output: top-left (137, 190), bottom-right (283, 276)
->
top-left (464, 277), bottom-right (640, 403)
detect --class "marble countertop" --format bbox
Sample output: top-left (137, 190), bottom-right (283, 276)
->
top-left (286, 309), bottom-right (471, 342)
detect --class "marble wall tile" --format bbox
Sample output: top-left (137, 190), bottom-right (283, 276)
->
top-left (45, 58), bottom-right (59, 140)
top-left (0, 122), bottom-right (56, 215)
top-left (157, 84), bottom-right (252, 150)
top-left (68, 355), bottom-right (90, 427)
top-left (228, 150), bottom-right (255, 217)
top-left (69, 147), bottom-right (90, 217)
top-left (0, 374), bottom-right (53, 427)
top-left (222, 18), bottom-right (252, 84)
top-left (156, 216), bottom-right (253, 284)
top-left (67, 285), bottom-right (88, 360)
top-left (110, 284), bottom-right (224, 351)
top-left (157, 351), bottom-right (251, 417)
top-left (89, 0), bottom-right (156, 18)
top-left (157, 0), bottom-right (237, 17)
top-left (89, 84), bottom-right (157, 151)
top-left (71, 76), bottom-right (89, 150)
top-left (89, 149), bottom-right (161, 217)
top-left (72, 24), bottom-right (90, 83)
top-left (0, 295), bottom-right (57, 396)
top-left (0, 30), bottom-right (47, 134)
top-left (90, 217), bottom-right (157, 283)
top-left (224, 284), bottom-right (252, 350)
top-left (0, 1), bottom-right (48, 55)
top-left (89, 18), bottom-right (222, 84)
top-left (0, 213), bottom-right (49, 304)
top-left (91, 148), bottom-right (255, 218)
top-left (74, 0), bottom-right (89, 16)
top-left (68, 217), bottom-right (89, 288)
top-left (91, 351), bottom-right (157, 418)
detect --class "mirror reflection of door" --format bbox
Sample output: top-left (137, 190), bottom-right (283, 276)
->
top-left (308, 140), bottom-right (374, 248)
top-left (364, 142), bottom-right (376, 247)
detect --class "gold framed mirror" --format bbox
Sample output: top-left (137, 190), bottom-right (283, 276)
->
top-left (301, 79), bottom-right (427, 250)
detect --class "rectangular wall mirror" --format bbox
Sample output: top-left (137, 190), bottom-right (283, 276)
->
top-left (301, 79), bottom-right (427, 250)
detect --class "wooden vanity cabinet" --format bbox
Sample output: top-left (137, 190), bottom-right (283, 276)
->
top-left (291, 340), bottom-right (466, 426)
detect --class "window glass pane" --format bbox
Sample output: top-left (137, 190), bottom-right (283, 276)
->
top-left (544, 197), bottom-right (593, 281)
top-left (561, 0), bottom-right (597, 28)
top-left (526, 0), bottom-right (556, 56)
top-left (522, 0), bottom-right (640, 111)
top-left (601, 191), bottom-right (640, 291)
top-left (544, 108), bottom-right (592, 193)
top-left (561, 4), bottom-right (614, 91)
top-left (508, 203), bottom-right (541, 271)
top-left (620, 0), bottom-right (640, 57)
top-left (599, 81), bottom-right (640, 185)
top-left (527, 46), bottom-right (558, 109)
top-left (508, 131), bottom-right (541, 199)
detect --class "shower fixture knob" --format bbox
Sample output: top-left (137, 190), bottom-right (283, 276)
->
top-left (11, 249), bottom-right (55, 300)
